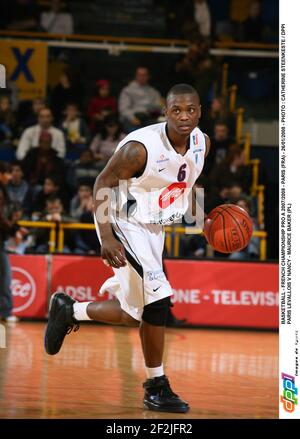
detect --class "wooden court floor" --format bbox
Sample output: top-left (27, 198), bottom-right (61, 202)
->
top-left (0, 322), bottom-right (278, 419)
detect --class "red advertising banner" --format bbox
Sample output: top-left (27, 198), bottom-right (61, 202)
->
top-left (51, 255), bottom-right (113, 302)
top-left (8, 254), bottom-right (278, 328)
top-left (165, 260), bottom-right (279, 329)
top-left (10, 254), bottom-right (48, 318)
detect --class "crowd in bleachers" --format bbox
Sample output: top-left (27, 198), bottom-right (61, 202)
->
top-left (0, 60), bottom-right (260, 260)
top-left (0, 0), bottom-right (272, 259)
top-left (0, 0), bottom-right (278, 43)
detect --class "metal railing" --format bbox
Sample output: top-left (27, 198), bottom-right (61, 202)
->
top-left (164, 226), bottom-right (267, 261)
top-left (0, 30), bottom-right (279, 57)
top-left (57, 222), bottom-right (94, 253)
top-left (236, 107), bottom-right (245, 144)
top-left (17, 220), bottom-right (267, 260)
top-left (18, 220), bottom-right (57, 253)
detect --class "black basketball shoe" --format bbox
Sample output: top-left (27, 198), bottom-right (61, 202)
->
top-left (44, 292), bottom-right (79, 355)
top-left (143, 375), bottom-right (189, 413)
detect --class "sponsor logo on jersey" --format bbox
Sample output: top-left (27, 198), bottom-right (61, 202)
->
top-left (147, 270), bottom-right (165, 281)
top-left (159, 182), bottom-right (187, 209)
top-left (157, 157), bottom-right (170, 164)
top-left (150, 212), bottom-right (183, 225)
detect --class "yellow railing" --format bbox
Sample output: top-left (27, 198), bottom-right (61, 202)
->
top-left (0, 29), bottom-right (188, 46)
top-left (249, 158), bottom-right (260, 195)
top-left (221, 63), bottom-right (229, 97)
top-left (221, 63), bottom-right (238, 111)
top-left (243, 131), bottom-right (251, 162)
top-left (57, 222), bottom-right (95, 253)
top-left (214, 41), bottom-right (279, 50)
top-left (221, 64), bottom-right (245, 144)
top-left (17, 221), bottom-right (267, 260)
top-left (220, 63), bottom-right (265, 232)
top-left (235, 107), bottom-right (245, 143)
top-left (229, 84), bottom-right (238, 113)
top-left (18, 220), bottom-right (56, 253)
top-left (256, 185), bottom-right (265, 229)
top-left (164, 226), bottom-right (267, 261)
top-left (0, 30), bottom-right (278, 50)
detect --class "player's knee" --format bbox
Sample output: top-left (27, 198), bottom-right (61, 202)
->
top-left (121, 311), bottom-right (140, 327)
top-left (142, 296), bottom-right (172, 326)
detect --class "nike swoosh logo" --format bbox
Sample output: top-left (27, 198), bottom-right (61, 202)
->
top-left (153, 286), bottom-right (161, 292)
top-left (158, 168), bottom-right (165, 172)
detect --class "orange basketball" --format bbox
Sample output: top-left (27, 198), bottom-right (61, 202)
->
top-left (204, 204), bottom-right (253, 253)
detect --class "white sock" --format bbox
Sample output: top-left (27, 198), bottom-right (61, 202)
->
top-left (145, 365), bottom-right (164, 379)
top-left (73, 302), bottom-right (92, 321)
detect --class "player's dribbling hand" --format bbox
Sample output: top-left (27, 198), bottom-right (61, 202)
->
top-left (101, 237), bottom-right (127, 269)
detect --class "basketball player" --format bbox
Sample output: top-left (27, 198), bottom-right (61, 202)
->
top-left (44, 84), bottom-right (210, 413)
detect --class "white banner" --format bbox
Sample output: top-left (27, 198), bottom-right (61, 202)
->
top-left (279, 2), bottom-right (300, 419)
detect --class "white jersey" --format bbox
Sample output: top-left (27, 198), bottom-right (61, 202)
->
top-left (112, 122), bottom-right (206, 225)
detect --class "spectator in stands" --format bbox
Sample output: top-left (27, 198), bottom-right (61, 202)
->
top-left (193, 0), bottom-right (211, 39)
top-left (212, 120), bottom-right (234, 163)
top-left (205, 181), bottom-right (232, 213)
top-left (0, 170), bottom-right (19, 322)
top-left (243, 1), bottom-right (265, 42)
top-left (209, 145), bottom-right (252, 195)
top-left (5, 0), bottom-right (39, 31)
top-left (175, 41), bottom-right (206, 84)
top-left (18, 98), bottom-right (46, 131)
top-left (229, 197), bottom-right (260, 260)
top-left (0, 96), bottom-right (16, 145)
top-left (40, 0), bottom-right (74, 35)
top-left (0, 182), bottom-right (11, 220)
top-left (60, 103), bottom-right (90, 152)
top-left (213, 121), bottom-right (235, 161)
top-left (6, 162), bottom-right (30, 206)
top-left (50, 72), bottom-right (80, 123)
top-left (0, 80), bottom-right (19, 115)
top-left (0, 161), bottom-right (12, 187)
top-left (90, 115), bottom-right (125, 166)
top-left (194, 56), bottom-right (219, 105)
top-left (164, 0), bottom-right (194, 38)
top-left (119, 67), bottom-right (162, 133)
top-left (87, 80), bottom-right (117, 134)
top-left (43, 196), bottom-right (70, 223)
top-left (5, 204), bottom-right (33, 255)
top-left (30, 175), bottom-right (68, 218)
top-left (16, 107), bottom-right (66, 160)
top-left (202, 121), bottom-right (234, 176)
top-left (200, 97), bottom-right (234, 138)
top-left (75, 213), bottom-right (99, 254)
top-left (70, 184), bottom-right (93, 220)
top-left (227, 182), bottom-right (244, 204)
top-left (21, 130), bottom-right (66, 186)
top-left (72, 191), bottom-right (99, 254)
top-left (67, 149), bottom-right (100, 190)
top-left (34, 195), bottom-right (74, 253)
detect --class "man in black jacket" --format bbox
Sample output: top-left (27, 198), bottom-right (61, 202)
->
top-left (0, 165), bottom-right (18, 322)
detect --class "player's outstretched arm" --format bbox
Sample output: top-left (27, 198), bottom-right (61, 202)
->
top-left (93, 141), bottom-right (147, 268)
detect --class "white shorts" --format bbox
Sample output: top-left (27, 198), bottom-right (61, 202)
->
top-left (95, 216), bottom-right (173, 321)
